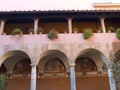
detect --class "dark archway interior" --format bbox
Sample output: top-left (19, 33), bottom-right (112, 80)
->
top-left (13, 59), bottom-right (31, 77)
top-left (0, 63), bottom-right (7, 74)
top-left (75, 57), bottom-right (98, 72)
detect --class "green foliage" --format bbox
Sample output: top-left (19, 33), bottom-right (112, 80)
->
top-left (37, 27), bottom-right (44, 34)
top-left (11, 28), bottom-right (23, 35)
top-left (112, 61), bottom-right (120, 75)
top-left (0, 74), bottom-right (6, 90)
top-left (28, 28), bottom-right (34, 33)
top-left (83, 28), bottom-right (93, 39)
top-left (107, 26), bottom-right (115, 31)
top-left (73, 28), bottom-right (79, 32)
top-left (116, 28), bottom-right (120, 39)
top-left (47, 29), bottom-right (58, 39)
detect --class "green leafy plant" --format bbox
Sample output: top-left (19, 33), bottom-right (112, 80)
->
top-left (83, 28), bottom-right (93, 39)
top-left (28, 28), bottom-right (34, 34)
top-left (73, 28), bottom-right (79, 33)
top-left (116, 28), bottom-right (120, 39)
top-left (11, 28), bottom-right (23, 35)
top-left (37, 27), bottom-right (44, 34)
top-left (112, 61), bottom-right (120, 76)
top-left (107, 26), bottom-right (115, 32)
top-left (47, 29), bottom-right (58, 39)
top-left (0, 74), bottom-right (6, 90)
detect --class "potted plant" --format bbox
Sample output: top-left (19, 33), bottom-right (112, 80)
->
top-left (83, 28), bottom-right (93, 39)
top-left (73, 28), bottom-right (79, 33)
top-left (116, 28), bottom-right (120, 39)
top-left (97, 27), bottom-right (102, 33)
top-left (47, 29), bottom-right (58, 39)
top-left (11, 28), bottom-right (23, 36)
top-left (11, 28), bottom-right (23, 39)
top-left (28, 28), bottom-right (34, 34)
top-left (107, 26), bottom-right (115, 33)
top-left (37, 27), bottom-right (44, 34)
top-left (0, 74), bottom-right (6, 90)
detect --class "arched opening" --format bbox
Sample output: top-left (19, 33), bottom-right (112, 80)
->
top-left (13, 59), bottom-right (31, 78)
top-left (75, 57), bottom-right (98, 76)
top-left (75, 48), bottom-right (110, 90)
top-left (0, 50), bottom-right (31, 90)
top-left (44, 58), bottom-right (66, 77)
top-left (37, 50), bottom-right (70, 90)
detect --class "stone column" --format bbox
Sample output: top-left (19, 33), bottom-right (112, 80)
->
top-left (100, 18), bottom-right (106, 33)
top-left (70, 63), bottom-right (76, 90)
top-left (68, 18), bottom-right (72, 34)
top-left (108, 68), bottom-right (116, 90)
top-left (0, 20), bottom-right (5, 35)
top-left (34, 19), bottom-right (39, 34)
top-left (30, 64), bottom-right (37, 90)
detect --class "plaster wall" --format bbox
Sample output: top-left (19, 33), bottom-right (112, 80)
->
top-left (0, 33), bottom-right (118, 65)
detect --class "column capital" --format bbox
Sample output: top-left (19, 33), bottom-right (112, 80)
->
top-left (99, 17), bottom-right (105, 20)
top-left (70, 63), bottom-right (75, 67)
top-left (34, 18), bottom-right (39, 21)
top-left (34, 19), bottom-right (39, 24)
top-left (1, 20), bottom-right (6, 22)
top-left (68, 18), bottom-right (72, 21)
top-left (30, 63), bottom-right (37, 67)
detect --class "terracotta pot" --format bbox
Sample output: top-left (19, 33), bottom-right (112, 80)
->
top-left (29, 32), bottom-right (33, 35)
top-left (108, 30), bottom-right (111, 33)
top-left (98, 30), bottom-right (101, 33)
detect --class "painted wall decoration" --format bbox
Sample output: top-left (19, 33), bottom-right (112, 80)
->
top-left (13, 59), bottom-right (31, 75)
top-left (44, 58), bottom-right (66, 73)
top-left (75, 57), bottom-right (97, 72)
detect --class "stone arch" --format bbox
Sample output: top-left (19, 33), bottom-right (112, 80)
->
top-left (0, 50), bottom-right (31, 78)
top-left (37, 50), bottom-right (70, 77)
top-left (75, 48), bottom-right (109, 72)
top-left (75, 48), bottom-right (114, 90)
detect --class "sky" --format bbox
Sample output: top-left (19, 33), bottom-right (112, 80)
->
top-left (0, 0), bottom-right (120, 11)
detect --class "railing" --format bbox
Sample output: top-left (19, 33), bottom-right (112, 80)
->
top-left (0, 33), bottom-right (119, 45)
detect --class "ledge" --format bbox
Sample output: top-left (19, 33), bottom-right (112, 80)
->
top-left (0, 33), bottom-right (119, 45)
